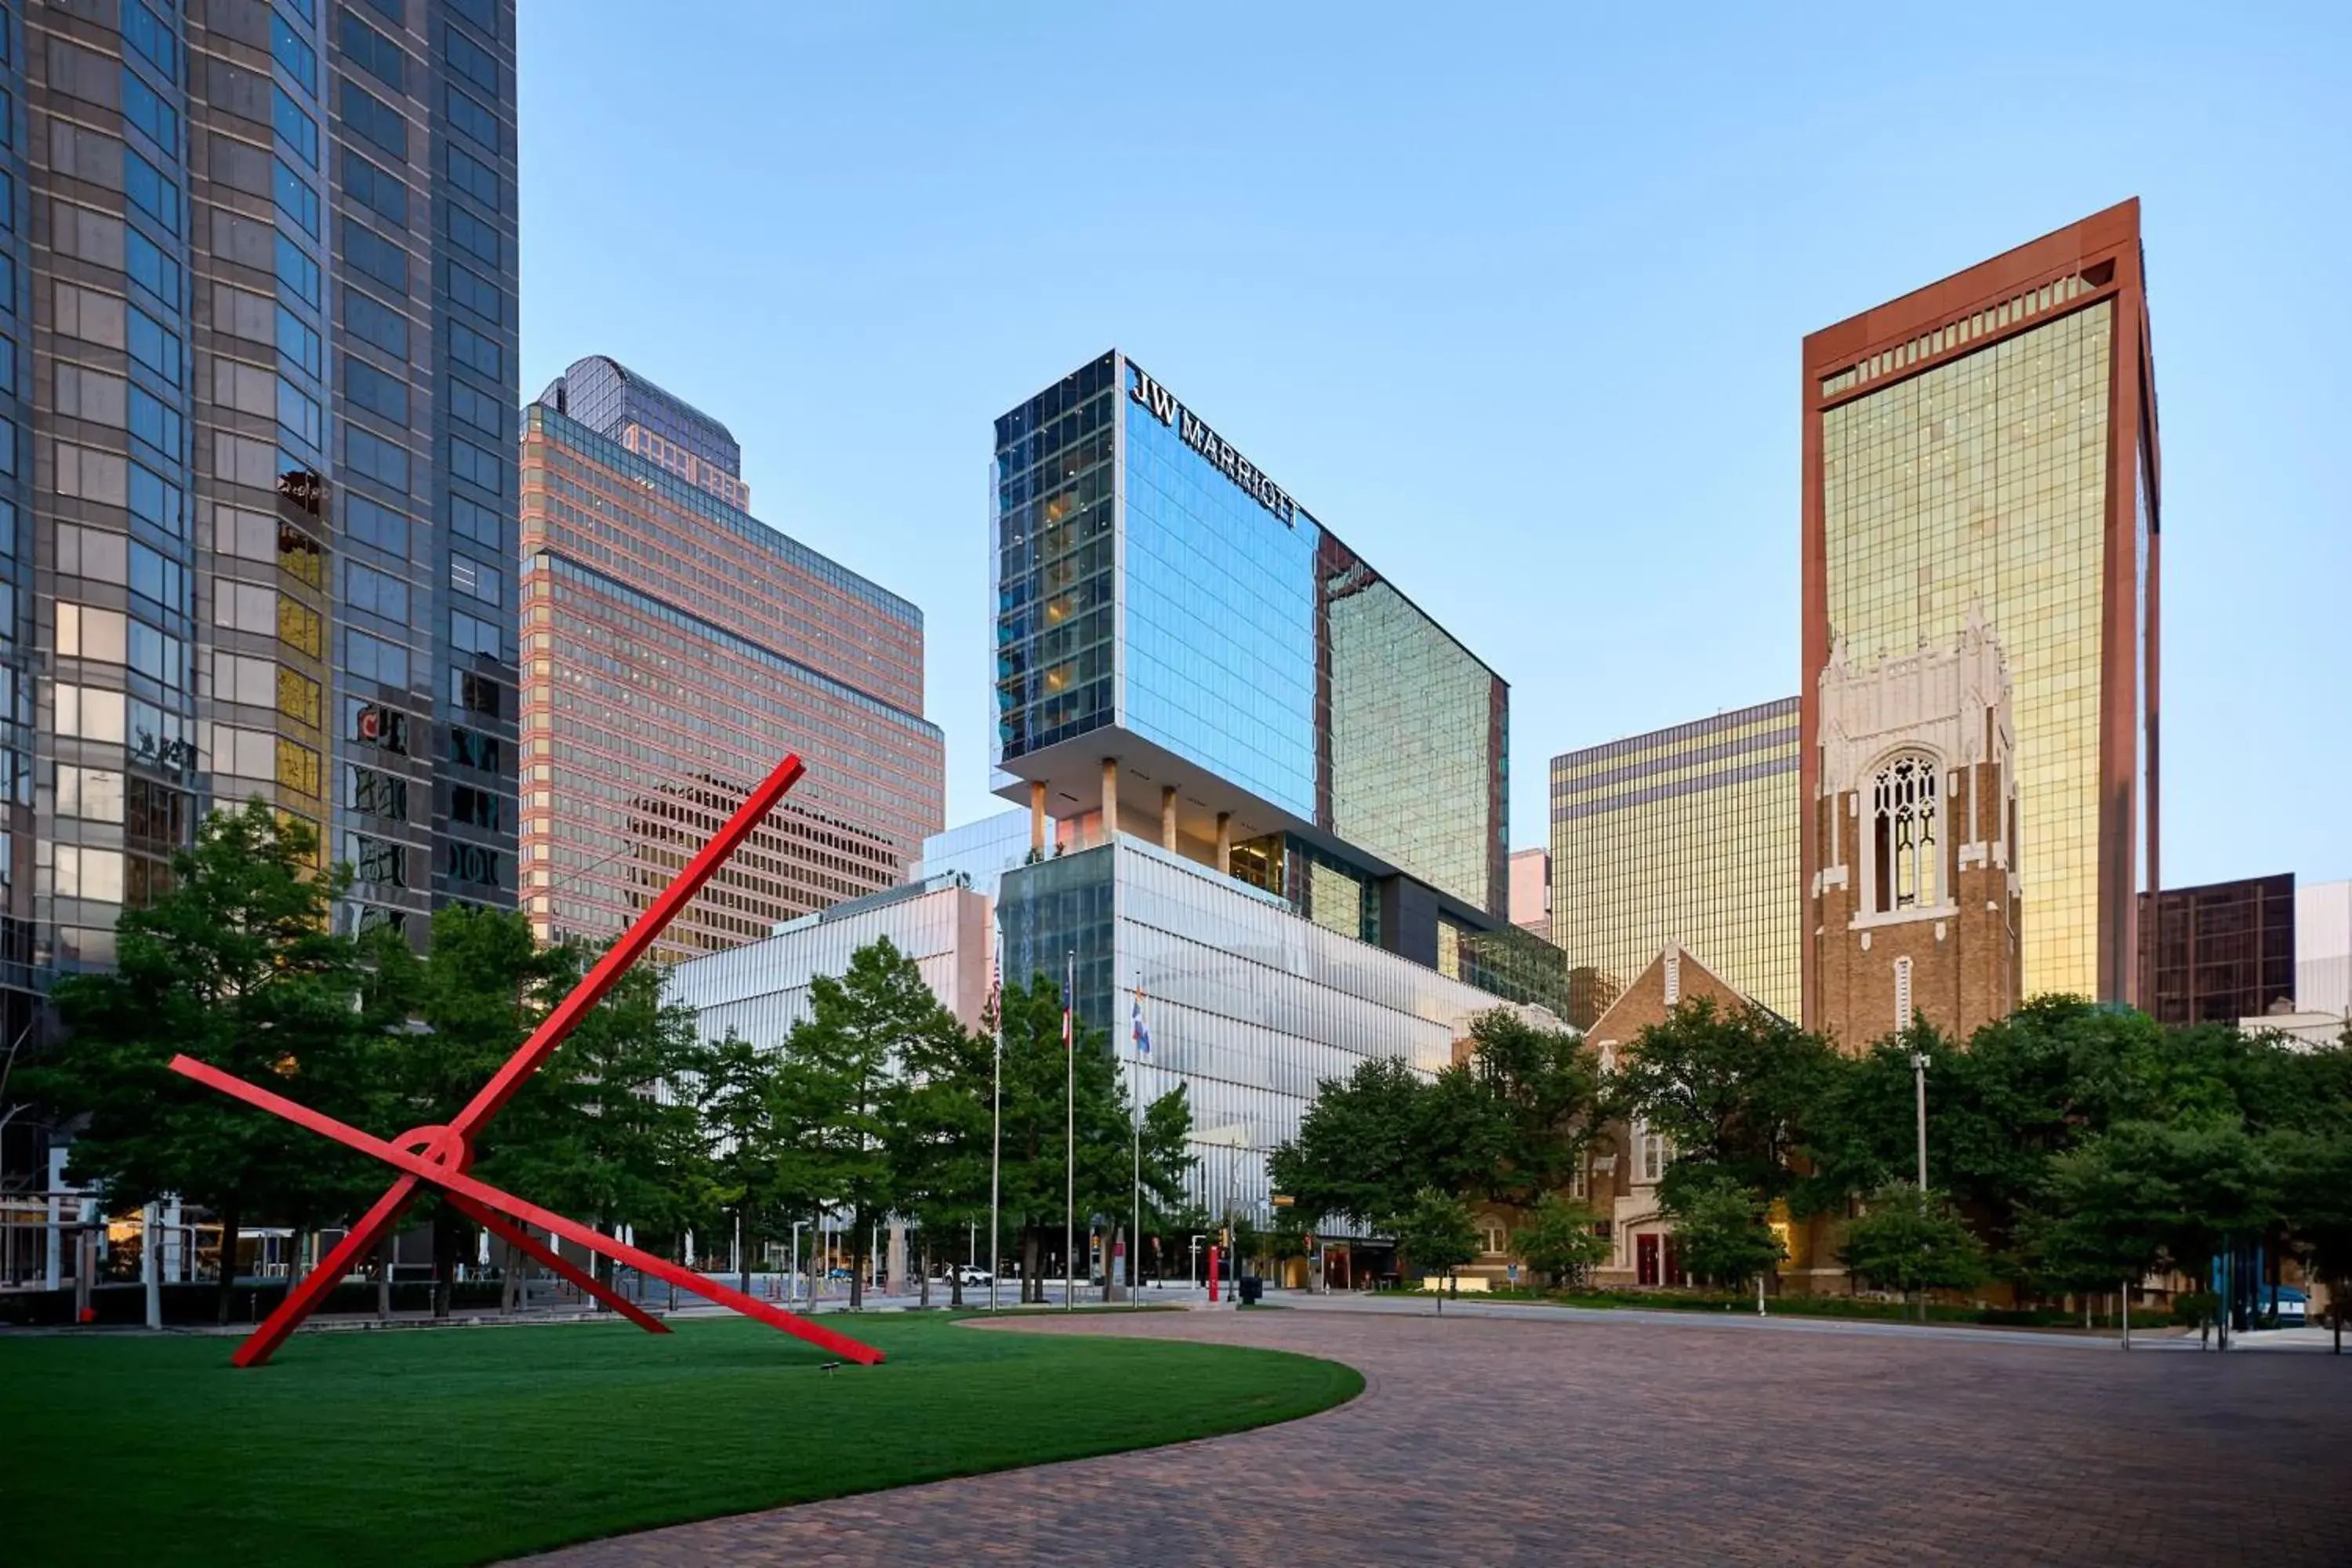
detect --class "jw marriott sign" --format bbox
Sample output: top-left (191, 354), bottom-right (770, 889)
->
top-left (1128, 364), bottom-right (1299, 528)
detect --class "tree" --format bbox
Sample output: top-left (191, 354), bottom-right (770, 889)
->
top-left (1664, 1172), bottom-right (1786, 1297)
top-left (987, 971), bottom-right (1191, 1301)
top-left (546, 952), bottom-right (713, 1299)
top-left (1454, 1008), bottom-right (1606, 1210)
top-left (1613, 998), bottom-right (1835, 1208)
top-left (700, 1032), bottom-right (778, 1296)
top-left (29, 801), bottom-right (379, 1323)
top-left (367, 905), bottom-right (572, 1318)
top-left (2038, 1116), bottom-right (2279, 1340)
top-left (2274, 1126), bottom-right (2352, 1355)
top-left (771, 941), bottom-right (927, 1309)
top-left (1392, 1187), bottom-right (1479, 1309)
top-left (1268, 1055), bottom-right (1436, 1230)
top-left (1512, 1190), bottom-right (1610, 1291)
top-left (1839, 1183), bottom-right (1988, 1319)
top-left (878, 954), bottom-right (995, 1308)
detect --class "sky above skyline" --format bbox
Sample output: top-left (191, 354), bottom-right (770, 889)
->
top-left (518, 2), bottom-right (2350, 893)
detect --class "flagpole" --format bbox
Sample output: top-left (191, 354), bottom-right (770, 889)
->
top-left (1131, 989), bottom-right (1142, 1312)
top-left (988, 937), bottom-right (1001, 1315)
top-left (1064, 949), bottom-right (1075, 1314)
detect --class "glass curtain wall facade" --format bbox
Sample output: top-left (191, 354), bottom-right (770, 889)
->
top-left (0, 0), bottom-right (518, 989)
top-left (1000, 838), bottom-right (1532, 1216)
top-left (1804, 201), bottom-right (2158, 1012)
top-left (1551, 698), bottom-right (1802, 1024)
top-left (993, 350), bottom-right (1508, 919)
top-left (2137, 873), bottom-right (2296, 1026)
top-left (519, 395), bottom-right (943, 963)
top-left (666, 876), bottom-right (994, 1047)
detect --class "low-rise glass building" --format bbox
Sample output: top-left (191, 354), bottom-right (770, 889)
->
top-left (999, 837), bottom-right (1546, 1214)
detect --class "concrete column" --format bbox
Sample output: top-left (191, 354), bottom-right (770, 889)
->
top-left (1029, 779), bottom-right (1047, 855)
top-left (1100, 757), bottom-right (1119, 844)
top-left (1160, 786), bottom-right (1178, 851)
top-left (1215, 812), bottom-right (1232, 874)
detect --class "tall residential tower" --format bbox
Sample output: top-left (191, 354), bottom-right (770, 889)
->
top-left (1802, 200), bottom-right (2158, 1017)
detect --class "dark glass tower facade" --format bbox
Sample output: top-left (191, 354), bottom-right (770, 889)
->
top-left (992, 350), bottom-right (1510, 924)
top-left (2138, 874), bottom-right (2296, 1026)
top-left (0, 0), bottom-right (518, 1179)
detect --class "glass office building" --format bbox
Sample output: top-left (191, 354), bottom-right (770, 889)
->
top-left (990, 353), bottom-right (1559, 1214)
top-left (1804, 201), bottom-right (2158, 1011)
top-left (993, 350), bottom-right (1508, 923)
top-left (999, 837), bottom-right (1541, 1214)
top-left (519, 375), bottom-right (943, 963)
top-left (535, 353), bottom-right (746, 511)
top-left (2137, 873), bottom-right (2296, 1026)
top-left (668, 872), bottom-right (995, 1047)
top-left (0, 2), bottom-right (520, 1187)
top-left (1552, 698), bottom-right (1802, 1024)
top-left (0, 0), bottom-right (519, 964)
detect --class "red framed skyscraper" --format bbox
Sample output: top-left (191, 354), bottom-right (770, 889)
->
top-left (1801, 199), bottom-right (2160, 1018)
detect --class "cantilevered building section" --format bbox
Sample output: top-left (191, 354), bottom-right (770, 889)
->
top-left (1551, 699), bottom-right (1802, 1025)
top-left (1803, 200), bottom-right (2159, 1014)
top-left (520, 361), bottom-right (942, 962)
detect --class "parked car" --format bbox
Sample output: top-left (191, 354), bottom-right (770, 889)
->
top-left (2258, 1286), bottom-right (2309, 1326)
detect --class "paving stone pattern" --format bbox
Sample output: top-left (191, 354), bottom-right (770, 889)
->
top-left (521, 1306), bottom-right (2352, 1566)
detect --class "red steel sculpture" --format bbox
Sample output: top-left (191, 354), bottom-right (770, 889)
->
top-left (169, 752), bottom-right (886, 1368)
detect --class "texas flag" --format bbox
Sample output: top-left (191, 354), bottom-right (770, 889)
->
top-left (1131, 984), bottom-right (1151, 1055)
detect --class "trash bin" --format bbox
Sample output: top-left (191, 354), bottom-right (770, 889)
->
top-left (1239, 1276), bottom-right (1263, 1305)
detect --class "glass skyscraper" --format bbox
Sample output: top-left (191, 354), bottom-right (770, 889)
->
top-left (1803, 201), bottom-right (2158, 1012)
top-left (993, 350), bottom-right (1510, 935)
top-left (1551, 698), bottom-right (1802, 1025)
top-left (520, 362), bottom-right (944, 963)
top-left (0, 0), bottom-right (518, 1045)
top-left (991, 351), bottom-right (1563, 1214)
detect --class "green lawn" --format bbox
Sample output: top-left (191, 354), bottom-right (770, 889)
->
top-left (0, 1312), bottom-right (1361, 1567)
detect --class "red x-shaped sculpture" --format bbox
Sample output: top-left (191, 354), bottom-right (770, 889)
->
top-left (170, 752), bottom-right (884, 1369)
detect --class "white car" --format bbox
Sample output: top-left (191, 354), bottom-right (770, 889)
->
top-left (954, 1266), bottom-right (995, 1287)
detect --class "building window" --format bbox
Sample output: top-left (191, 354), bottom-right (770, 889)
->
top-left (1895, 956), bottom-right (1913, 1030)
top-left (1871, 753), bottom-right (1940, 913)
top-left (1636, 1123), bottom-right (1669, 1185)
top-left (1664, 947), bottom-right (1680, 1005)
top-left (1479, 1221), bottom-right (1508, 1258)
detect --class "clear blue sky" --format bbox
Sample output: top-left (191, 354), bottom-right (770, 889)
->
top-left (517, 2), bottom-right (2350, 892)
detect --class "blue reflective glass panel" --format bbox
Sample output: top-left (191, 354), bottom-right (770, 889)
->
top-left (1120, 386), bottom-right (1318, 818)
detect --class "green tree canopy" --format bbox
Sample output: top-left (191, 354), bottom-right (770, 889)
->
top-left (1392, 1187), bottom-right (1479, 1306)
top-left (1839, 1183), bottom-right (1990, 1317)
top-left (1267, 1054), bottom-right (1435, 1229)
top-left (1613, 997), bottom-right (1837, 1208)
top-left (1512, 1190), bottom-right (1610, 1290)
top-left (1663, 1171), bottom-right (1787, 1293)
top-left (29, 801), bottom-right (379, 1321)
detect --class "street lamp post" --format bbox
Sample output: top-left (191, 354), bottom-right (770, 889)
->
top-left (1910, 1051), bottom-right (1930, 1189)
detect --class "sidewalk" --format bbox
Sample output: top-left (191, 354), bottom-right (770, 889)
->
top-left (1248, 1287), bottom-right (2348, 1352)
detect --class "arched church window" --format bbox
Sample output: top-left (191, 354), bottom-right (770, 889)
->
top-left (1871, 754), bottom-right (1940, 913)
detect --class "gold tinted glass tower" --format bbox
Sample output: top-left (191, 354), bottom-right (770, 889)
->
top-left (1802, 201), bottom-right (2159, 1016)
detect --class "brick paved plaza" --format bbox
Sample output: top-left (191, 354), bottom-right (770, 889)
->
top-left (524, 1306), bottom-right (2352, 1566)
